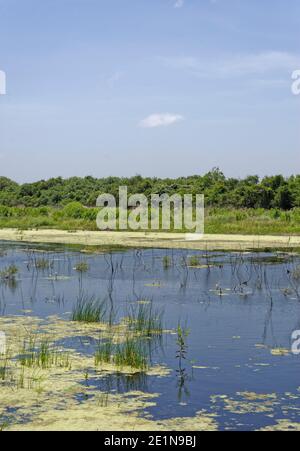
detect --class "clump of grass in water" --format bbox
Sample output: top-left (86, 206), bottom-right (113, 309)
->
top-left (72, 293), bottom-right (107, 323)
top-left (188, 255), bottom-right (200, 267)
top-left (127, 301), bottom-right (164, 337)
top-left (19, 335), bottom-right (70, 370)
top-left (74, 262), bottom-right (89, 273)
top-left (95, 335), bottom-right (148, 370)
top-left (0, 354), bottom-right (10, 382)
top-left (0, 264), bottom-right (18, 281)
top-left (115, 337), bottom-right (148, 370)
top-left (162, 256), bottom-right (172, 270)
top-left (34, 258), bottom-right (52, 270)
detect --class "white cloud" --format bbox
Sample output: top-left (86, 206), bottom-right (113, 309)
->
top-left (174, 0), bottom-right (184, 8)
top-left (139, 113), bottom-right (184, 128)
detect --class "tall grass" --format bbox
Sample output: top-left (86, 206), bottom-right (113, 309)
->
top-left (127, 301), bottom-right (164, 336)
top-left (114, 338), bottom-right (148, 370)
top-left (0, 205), bottom-right (300, 234)
top-left (95, 335), bottom-right (148, 370)
top-left (72, 293), bottom-right (107, 323)
top-left (19, 335), bottom-right (70, 369)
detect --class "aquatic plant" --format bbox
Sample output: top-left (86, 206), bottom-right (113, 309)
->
top-left (188, 256), bottom-right (200, 267)
top-left (19, 336), bottom-right (70, 370)
top-left (72, 293), bottom-right (107, 323)
top-left (176, 324), bottom-right (190, 371)
top-left (74, 262), bottom-right (89, 273)
top-left (0, 264), bottom-right (18, 281)
top-left (0, 355), bottom-right (10, 381)
top-left (34, 258), bottom-right (53, 270)
top-left (127, 301), bottom-right (164, 336)
top-left (163, 256), bottom-right (172, 269)
top-left (114, 337), bottom-right (148, 370)
top-left (95, 338), bottom-right (114, 365)
top-left (95, 335), bottom-right (148, 370)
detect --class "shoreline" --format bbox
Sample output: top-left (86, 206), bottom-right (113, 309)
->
top-left (0, 228), bottom-right (299, 251)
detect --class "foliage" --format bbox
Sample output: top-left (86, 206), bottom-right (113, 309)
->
top-left (0, 169), bottom-right (299, 210)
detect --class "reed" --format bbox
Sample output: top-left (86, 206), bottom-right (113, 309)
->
top-left (19, 335), bottom-right (70, 370)
top-left (127, 301), bottom-right (164, 336)
top-left (74, 262), bottom-right (89, 273)
top-left (72, 293), bottom-right (107, 323)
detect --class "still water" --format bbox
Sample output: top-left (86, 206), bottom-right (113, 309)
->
top-left (1, 241), bottom-right (300, 431)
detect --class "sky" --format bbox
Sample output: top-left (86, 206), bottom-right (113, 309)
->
top-left (0, 0), bottom-right (299, 183)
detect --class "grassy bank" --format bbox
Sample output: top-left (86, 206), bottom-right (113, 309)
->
top-left (0, 204), bottom-right (299, 235)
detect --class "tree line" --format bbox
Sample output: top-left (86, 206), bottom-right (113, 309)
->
top-left (0, 168), bottom-right (299, 211)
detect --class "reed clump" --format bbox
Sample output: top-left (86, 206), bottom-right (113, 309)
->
top-left (18, 335), bottom-right (70, 370)
top-left (95, 335), bottom-right (148, 371)
top-left (127, 301), bottom-right (164, 337)
top-left (72, 293), bottom-right (107, 323)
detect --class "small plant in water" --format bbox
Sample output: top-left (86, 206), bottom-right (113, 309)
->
top-left (115, 337), bottom-right (148, 370)
top-left (176, 324), bottom-right (190, 371)
top-left (19, 335), bottom-right (70, 370)
top-left (34, 258), bottom-right (52, 270)
top-left (72, 293), bottom-right (107, 323)
top-left (162, 256), bottom-right (172, 270)
top-left (95, 337), bottom-right (114, 365)
top-left (127, 301), bottom-right (164, 337)
top-left (95, 335), bottom-right (148, 370)
top-left (0, 264), bottom-right (18, 281)
top-left (74, 262), bottom-right (89, 273)
top-left (188, 256), bottom-right (200, 267)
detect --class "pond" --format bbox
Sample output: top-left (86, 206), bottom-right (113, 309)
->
top-left (0, 241), bottom-right (300, 431)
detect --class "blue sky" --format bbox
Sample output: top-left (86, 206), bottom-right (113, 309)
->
top-left (0, 0), bottom-right (299, 182)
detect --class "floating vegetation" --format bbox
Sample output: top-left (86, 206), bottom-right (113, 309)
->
top-left (71, 293), bottom-right (107, 323)
top-left (270, 348), bottom-right (290, 357)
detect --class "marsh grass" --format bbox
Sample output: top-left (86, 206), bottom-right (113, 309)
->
top-left (188, 256), bottom-right (201, 267)
top-left (34, 258), bottom-right (53, 270)
top-left (0, 264), bottom-right (18, 281)
top-left (72, 293), bottom-right (107, 323)
top-left (163, 256), bottom-right (172, 269)
top-left (95, 337), bottom-right (114, 365)
top-left (0, 354), bottom-right (10, 381)
top-left (95, 335), bottom-right (148, 370)
top-left (18, 335), bottom-right (70, 370)
top-left (115, 337), bottom-right (148, 370)
top-left (74, 262), bottom-right (89, 273)
top-left (127, 301), bottom-right (164, 336)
